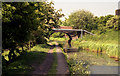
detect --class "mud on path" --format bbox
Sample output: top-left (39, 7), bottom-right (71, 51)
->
top-left (32, 47), bottom-right (54, 75)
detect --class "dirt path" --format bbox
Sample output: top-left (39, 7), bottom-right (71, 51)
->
top-left (32, 47), bottom-right (54, 75)
top-left (56, 45), bottom-right (69, 74)
top-left (32, 43), bottom-right (69, 75)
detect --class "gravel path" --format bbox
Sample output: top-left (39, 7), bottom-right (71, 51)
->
top-left (32, 47), bottom-right (54, 75)
top-left (56, 46), bottom-right (69, 74)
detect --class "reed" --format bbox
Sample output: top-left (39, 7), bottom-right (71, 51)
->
top-left (72, 30), bottom-right (119, 59)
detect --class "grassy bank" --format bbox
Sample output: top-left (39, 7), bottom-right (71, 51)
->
top-left (72, 30), bottom-right (119, 60)
top-left (2, 44), bottom-right (50, 75)
top-left (59, 43), bottom-right (90, 75)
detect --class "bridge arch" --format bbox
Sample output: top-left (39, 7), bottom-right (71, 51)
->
top-left (51, 26), bottom-right (94, 47)
top-left (50, 31), bottom-right (73, 47)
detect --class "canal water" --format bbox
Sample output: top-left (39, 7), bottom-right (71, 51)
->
top-left (53, 40), bottom-right (119, 74)
top-left (90, 66), bottom-right (120, 74)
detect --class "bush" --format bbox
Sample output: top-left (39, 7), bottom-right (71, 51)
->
top-left (36, 36), bottom-right (47, 44)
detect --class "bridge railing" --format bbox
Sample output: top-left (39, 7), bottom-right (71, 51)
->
top-left (52, 29), bottom-right (95, 35)
top-left (83, 30), bottom-right (95, 35)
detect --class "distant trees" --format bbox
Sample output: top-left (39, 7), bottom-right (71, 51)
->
top-left (106, 15), bottom-right (120, 30)
top-left (94, 15), bottom-right (114, 34)
top-left (98, 15), bottom-right (114, 27)
top-left (2, 2), bottom-right (64, 63)
top-left (61, 9), bottom-right (118, 34)
top-left (67, 10), bottom-right (94, 31)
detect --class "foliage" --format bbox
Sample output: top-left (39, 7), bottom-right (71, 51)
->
top-left (60, 18), bottom-right (71, 26)
top-left (67, 9), bottom-right (94, 31)
top-left (106, 15), bottom-right (120, 30)
top-left (2, 2), bottom-right (35, 49)
top-left (67, 53), bottom-right (90, 74)
top-left (49, 37), bottom-right (67, 42)
top-left (2, 2), bottom-right (64, 63)
top-left (51, 32), bottom-right (65, 38)
top-left (98, 15), bottom-right (114, 27)
top-left (63, 12), bottom-right (116, 34)
top-left (91, 15), bottom-right (115, 34)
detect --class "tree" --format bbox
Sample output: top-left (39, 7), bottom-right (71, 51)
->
top-left (2, 2), bottom-right (39, 62)
top-left (106, 15), bottom-right (120, 30)
top-left (98, 15), bottom-right (114, 27)
top-left (2, 2), bottom-right (64, 63)
top-left (91, 15), bottom-right (114, 34)
top-left (36, 2), bottom-right (64, 39)
top-left (60, 18), bottom-right (71, 26)
top-left (68, 9), bottom-right (94, 31)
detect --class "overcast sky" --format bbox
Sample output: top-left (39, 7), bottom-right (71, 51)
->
top-left (48, 0), bottom-right (119, 21)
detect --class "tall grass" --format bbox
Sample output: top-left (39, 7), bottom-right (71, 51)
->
top-left (72, 30), bottom-right (119, 58)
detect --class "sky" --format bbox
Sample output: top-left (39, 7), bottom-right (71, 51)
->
top-left (48, 0), bottom-right (120, 21)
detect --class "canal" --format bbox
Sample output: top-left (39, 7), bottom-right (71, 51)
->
top-left (49, 39), bottom-right (119, 74)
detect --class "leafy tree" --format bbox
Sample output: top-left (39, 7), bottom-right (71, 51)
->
top-left (36, 2), bottom-right (64, 39)
top-left (2, 2), bottom-right (64, 63)
top-left (67, 10), bottom-right (94, 31)
top-left (98, 15), bottom-right (114, 27)
top-left (2, 2), bottom-right (39, 62)
top-left (106, 15), bottom-right (120, 30)
top-left (92, 15), bottom-right (114, 34)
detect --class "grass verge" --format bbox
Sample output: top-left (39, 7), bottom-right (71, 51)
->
top-left (2, 44), bottom-right (50, 75)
